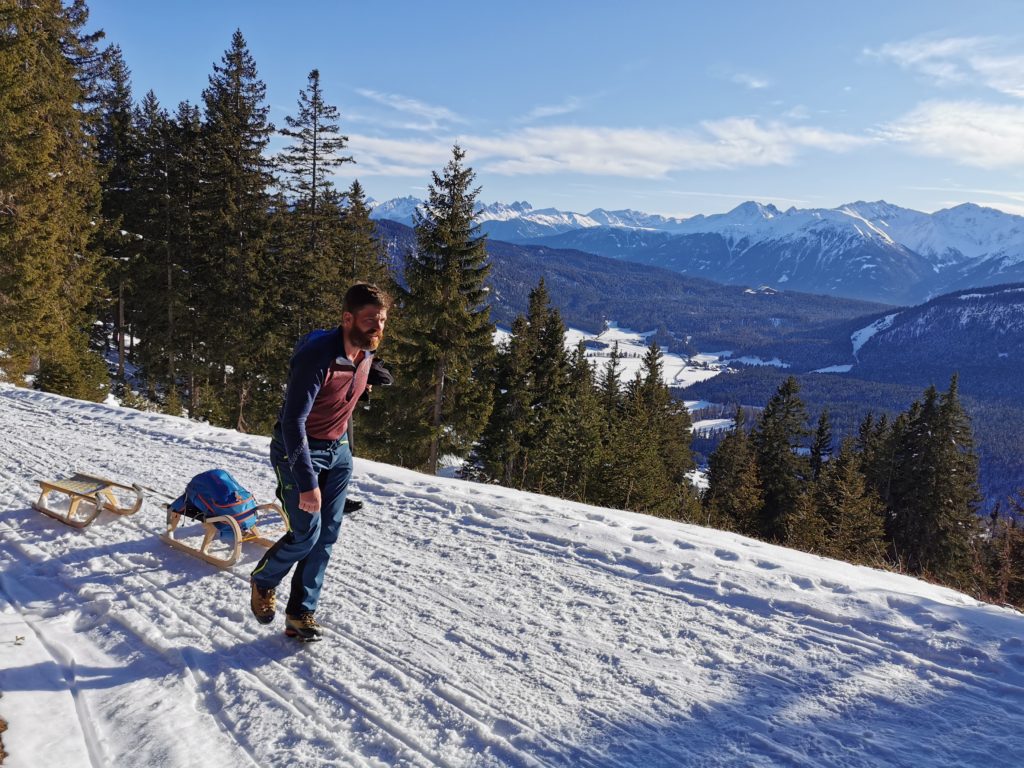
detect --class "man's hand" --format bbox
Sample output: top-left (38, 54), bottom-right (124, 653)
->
top-left (298, 487), bottom-right (321, 514)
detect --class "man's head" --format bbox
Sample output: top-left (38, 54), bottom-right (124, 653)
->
top-left (342, 283), bottom-right (390, 351)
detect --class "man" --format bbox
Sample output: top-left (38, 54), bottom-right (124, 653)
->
top-left (250, 282), bottom-right (390, 641)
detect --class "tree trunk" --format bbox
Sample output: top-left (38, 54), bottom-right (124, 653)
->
top-left (117, 281), bottom-right (125, 380)
top-left (237, 379), bottom-right (250, 433)
top-left (427, 359), bottom-right (446, 474)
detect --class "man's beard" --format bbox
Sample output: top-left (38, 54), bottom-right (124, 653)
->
top-left (348, 326), bottom-right (382, 351)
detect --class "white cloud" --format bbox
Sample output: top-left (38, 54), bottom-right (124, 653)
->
top-left (355, 89), bottom-right (466, 130)
top-left (867, 36), bottom-right (1024, 98)
top-left (731, 72), bottom-right (771, 90)
top-left (343, 120), bottom-right (869, 178)
top-left (881, 100), bottom-right (1024, 168)
top-left (516, 97), bottom-right (582, 123)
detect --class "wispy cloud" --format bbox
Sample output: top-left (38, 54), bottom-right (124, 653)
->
top-left (880, 100), bottom-right (1024, 168)
top-left (343, 119), bottom-right (869, 179)
top-left (516, 97), bottom-right (582, 123)
top-left (731, 72), bottom-right (771, 90)
top-left (355, 89), bottom-right (466, 131)
top-left (867, 36), bottom-right (1024, 98)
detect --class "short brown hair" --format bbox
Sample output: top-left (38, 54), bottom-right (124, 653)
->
top-left (342, 283), bottom-right (391, 315)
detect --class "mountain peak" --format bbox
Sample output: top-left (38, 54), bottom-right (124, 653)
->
top-left (726, 201), bottom-right (781, 220)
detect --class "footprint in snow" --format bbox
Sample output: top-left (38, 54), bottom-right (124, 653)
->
top-left (714, 549), bottom-right (739, 561)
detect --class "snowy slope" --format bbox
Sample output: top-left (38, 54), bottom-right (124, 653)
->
top-left (2, 385), bottom-right (1023, 768)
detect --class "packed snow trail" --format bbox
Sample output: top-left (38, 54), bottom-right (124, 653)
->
top-left (1, 385), bottom-right (1023, 767)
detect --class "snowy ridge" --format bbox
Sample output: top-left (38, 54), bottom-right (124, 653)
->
top-left (370, 195), bottom-right (1024, 268)
top-left (2, 384), bottom-right (1023, 767)
top-left (371, 195), bottom-right (1024, 302)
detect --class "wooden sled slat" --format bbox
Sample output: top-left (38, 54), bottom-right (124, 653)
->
top-left (33, 473), bottom-right (145, 528)
top-left (160, 501), bottom-right (284, 569)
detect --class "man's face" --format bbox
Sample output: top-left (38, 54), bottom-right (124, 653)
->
top-left (344, 304), bottom-right (387, 351)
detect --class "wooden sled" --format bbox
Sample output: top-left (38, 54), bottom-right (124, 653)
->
top-left (33, 473), bottom-right (145, 528)
top-left (161, 502), bottom-right (284, 569)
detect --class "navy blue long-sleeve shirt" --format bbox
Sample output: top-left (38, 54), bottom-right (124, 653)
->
top-left (278, 328), bottom-right (372, 492)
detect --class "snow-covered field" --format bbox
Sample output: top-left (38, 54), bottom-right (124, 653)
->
top-left (495, 322), bottom-right (727, 389)
top-left (2, 384), bottom-right (1023, 767)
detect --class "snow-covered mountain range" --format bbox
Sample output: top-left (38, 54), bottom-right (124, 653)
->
top-left (369, 197), bottom-right (1024, 304)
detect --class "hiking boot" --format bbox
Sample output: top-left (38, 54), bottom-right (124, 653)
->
top-left (250, 578), bottom-right (276, 625)
top-left (344, 497), bottom-right (363, 514)
top-left (285, 612), bottom-right (323, 641)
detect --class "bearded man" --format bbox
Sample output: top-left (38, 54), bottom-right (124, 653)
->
top-left (250, 283), bottom-right (390, 641)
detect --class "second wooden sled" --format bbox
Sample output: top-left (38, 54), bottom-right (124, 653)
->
top-left (161, 501), bottom-right (284, 569)
top-left (33, 473), bottom-right (145, 528)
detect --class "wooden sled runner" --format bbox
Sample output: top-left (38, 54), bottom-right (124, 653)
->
top-left (33, 473), bottom-right (145, 528)
top-left (161, 501), bottom-right (284, 569)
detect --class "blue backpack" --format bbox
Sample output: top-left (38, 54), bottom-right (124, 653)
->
top-left (168, 469), bottom-right (258, 540)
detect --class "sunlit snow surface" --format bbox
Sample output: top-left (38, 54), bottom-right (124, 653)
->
top-left (1, 384), bottom-right (1023, 767)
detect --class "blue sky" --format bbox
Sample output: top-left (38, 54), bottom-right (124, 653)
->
top-left (88, 0), bottom-right (1024, 217)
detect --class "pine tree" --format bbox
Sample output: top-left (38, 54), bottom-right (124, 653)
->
top-left (0, 0), bottom-right (107, 397)
top-left (277, 68), bottom-right (352, 255)
top-left (383, 145), bottom-right (496, 472)
top-left (601, 342), bottom-right (694, 518)
top-left (545, 342), bottom-right (604, 502)
top-left (167, 100), bottom-right (204, 410)
top-left (810, 440), bottom-right (886, 565)
top-left (338, 180), bottom-right (390, 287)
top-left (195, 30), bottom-right (276, 431)
top-left (703, 407), bottom-right (763, 535)
top-left (127, 91), bottom-right (175, 395)
top-left (523, 281), bottom-right (573, 493)
top-left (277, 69), bottom-right (357, 334)
top-left (476, 314), bottom-right (534, 486)
top-left (752, 376), bottom-right (810, 543)
top-left (981, 498), bottom-right (1024, 608)
top-left (887, 377), bottom-right (983, 588)
top-left (94, 44), bottom-right (136, 379)
top-left (810, 408), bottom-right (833, 482)
top-left (930, 375), bottom-right (984, 587)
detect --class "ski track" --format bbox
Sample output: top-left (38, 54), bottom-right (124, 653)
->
top-left (2, 386), bottom-right (1024, 767)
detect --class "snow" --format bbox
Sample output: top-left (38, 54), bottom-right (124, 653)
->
top-left (690, 418), bottom-right (734, 434)
top-left (851, 313), bottom-right (899, 360)
top-left (3, 384), bottom-right (1024, 767)
top-left (372, 195), bottom-right (1024, 272)
top-left (811, 364), bottom-right (854, 374)
top-left (496, 323), bottom-right (726, 389)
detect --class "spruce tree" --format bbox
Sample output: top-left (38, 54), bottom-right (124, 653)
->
top-left (930, 375), bottom-right (983, 587)
top-left (278, 68), bottom-right (352, 255)
top-left (810, 408), bottom-right (833, 482)
top-left (383, 145), bottom-right (496, 472)
top-left (338, 180), bottom-right (390, 287)
top-left (545, 342), bottom-right (604, 502)
top-left (128, 91), bottom-right (177, 396)
top-left (602, 342), bottom-right (693, 518)
top-left (703, 407), bottom-right (763, 535)
top-left (476, 315), bottom-right (534, 486)
top-left (167, 101), bottom-right (204, 409)
top-left (94, 44), bottom-right (136, 379)
top-left (196, 30), bottom-right (276, 430)
top-left (0, 0), bottom-right (107, 397)
top-left (752, 376), bottom-right (810, 543)
top-left (887, 377), bottom-right (982, 587)
top-left (277, 69), bottom-right (357, 334)
top-left (810, 440), bottom-right (886, 565)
